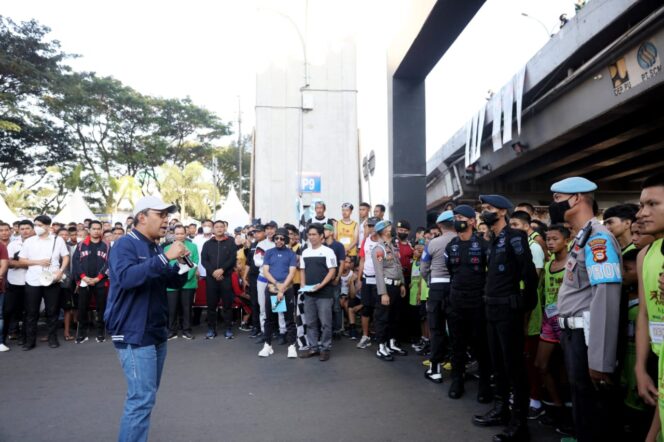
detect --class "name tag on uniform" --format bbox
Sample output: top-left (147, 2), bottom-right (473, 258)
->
top-left (650, 321), bottom-right (664, 343)
top-left (565, 258), bottom-right (577, 272)
top-left (544, 303), bottom-right (559, 318)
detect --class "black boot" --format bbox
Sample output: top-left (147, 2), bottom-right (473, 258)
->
top-left (448, 377), bottom-right (464, 399)
top-left (473, 398), bottom-right (509, 427)
top-left (492, 420), bottom-right (530, 442)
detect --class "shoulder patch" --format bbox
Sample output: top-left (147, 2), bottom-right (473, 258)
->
top-left (585, 232), bottom-right (621, 286)
top-left (509, 236), bottom-right (525, 255)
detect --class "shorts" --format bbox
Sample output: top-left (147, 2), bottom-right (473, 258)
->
top-left (418, 302), bottom-right (427, 321)
top-left (61, 288), bottom-right (78, 311)
top-left (361, 282), bottom-right (377, 307)
top-left (540, 314), bottom-right (561, 343)
top-left (348, 296), bottom-right (362, 308)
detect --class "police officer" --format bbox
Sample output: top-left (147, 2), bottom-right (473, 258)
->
top-left (420, 210), bottom-right (457, 383)
top-left (445, 204), bottom-right (492, 403)
top-left (472, 195), bottom-right (538, 442)
top-left (372, 220), bottom-right (407, 361)
top-left (551, 177), bottom-right (623, 442)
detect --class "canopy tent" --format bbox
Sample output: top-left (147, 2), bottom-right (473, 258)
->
top-left (0, 194), bottom-right (18, 224)
top-left (214, 188), bottom-right (250, 230)
top-left (53, 189), bottom-right (97, 224)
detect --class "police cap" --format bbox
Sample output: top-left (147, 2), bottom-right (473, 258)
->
top-left (436, 210), bottom-right (454, 223)
top-left (550, 177), bottom-right (597, 194)
top-left (479, 195), bottom-right (513, 210)
top-left (453, 204), bottom-right (476, 219)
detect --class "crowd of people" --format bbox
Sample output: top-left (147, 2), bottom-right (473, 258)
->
top-left (0, 172), bottom-right (663, 442)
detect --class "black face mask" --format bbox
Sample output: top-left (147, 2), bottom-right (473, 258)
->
top-left (453, 220), bottom-right (469, 232)
top-left (397, 232), bottom-right (409, 240)
top-left (549, 198), bottom-right (572, 224)
top-left (480, 210), bottom-right (499, 226)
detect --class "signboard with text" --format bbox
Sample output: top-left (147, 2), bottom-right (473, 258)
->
top-left (299, 173), bottom-right (321, 193)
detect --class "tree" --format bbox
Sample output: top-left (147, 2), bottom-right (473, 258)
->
top-left (0, 16), bottom-right (69, 122)
top-left (159, 161), bottom-right (218, 220)
top-left (152, 97), bottom-right (231, 167)
top-left (213, 135), bottom-right (252, 209)
top-left (0, 16), bottom-right (74, 185)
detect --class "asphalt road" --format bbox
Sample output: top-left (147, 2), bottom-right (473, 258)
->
top-left (0, 326), bottom-right (561, 442)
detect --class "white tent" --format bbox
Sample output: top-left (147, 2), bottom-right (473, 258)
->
top-left (0, 194), bottom-right (18, 224)
top-left (214, 188), bottom-right (250, 230)
top-left (53, 189), bottom-right (97, 224)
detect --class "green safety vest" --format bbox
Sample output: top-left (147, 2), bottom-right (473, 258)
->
top-left (409, 260), bottom-right (429, 305)
top-left (622, 298), bottom-right (644, 411)
top-left (622, 242), bottom-right (637, 255)
top-left (645, 238), bottom-right (664, 354)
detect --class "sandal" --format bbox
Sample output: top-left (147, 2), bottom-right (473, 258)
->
top-left (64, 335), bottom-right (75, 341)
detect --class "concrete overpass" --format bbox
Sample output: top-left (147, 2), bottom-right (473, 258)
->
top-left (423, 0), bottom-right (664, 218)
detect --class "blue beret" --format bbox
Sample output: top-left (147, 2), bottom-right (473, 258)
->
top-left (550, 177), bottom-right (597, 194)
top-left (453, 204), bottom-right (476, 219)
top-left (375, 220), bottom-right (392, 233)
top-left (479, 195), bottom-right (513, 210)
top-left (436, 210), bottom-right (454, 223)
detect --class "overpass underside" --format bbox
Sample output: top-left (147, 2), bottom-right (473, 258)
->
top-left (425, 0), bottom-right (664, 214)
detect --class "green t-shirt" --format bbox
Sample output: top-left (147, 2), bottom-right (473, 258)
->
top-left (164, 239), bottom-right (199, 290)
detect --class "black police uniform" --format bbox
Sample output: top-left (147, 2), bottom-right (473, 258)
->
top-left (246, 240), bottom-right (261, 335)
top-left (445, 232), bottom-right (492, 401)
top-left (473, 225), bottom-right (538, 441)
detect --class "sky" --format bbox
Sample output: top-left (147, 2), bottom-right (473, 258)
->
top-left (3, 0), bottom-right (578, 155)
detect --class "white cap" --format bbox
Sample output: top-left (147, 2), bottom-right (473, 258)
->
top-left (133, 196), bottom-right (177, 217)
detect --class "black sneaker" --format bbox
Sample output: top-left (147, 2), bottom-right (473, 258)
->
top-left (48, 337), bottom-right (60, 348)
top-left (167, 332), bottom-right (178, 341)
top-left (76, 336), bottom-right (88, 344)
top-left (96, 336), bottom-right (106, 343)
top-left (238, 323), bottom-right (252, 332)
top-left (249, 329), bottom-right (261, 338)
top-left (527, 406), bottom-right (545, 420)
top-left (182, 331), bottom-right (195, 340)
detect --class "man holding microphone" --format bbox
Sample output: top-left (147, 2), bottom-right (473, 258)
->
top-left (105, 196), bottom-right (190, 442)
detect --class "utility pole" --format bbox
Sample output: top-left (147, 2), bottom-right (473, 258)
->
top-left (237, 96), bottom-right (243, 204)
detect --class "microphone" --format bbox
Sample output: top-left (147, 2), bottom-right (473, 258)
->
top-left (181, 254), bottom-right (195, 268)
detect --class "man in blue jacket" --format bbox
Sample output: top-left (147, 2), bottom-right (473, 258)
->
top-left (105, 196), bottom-right (189, 442)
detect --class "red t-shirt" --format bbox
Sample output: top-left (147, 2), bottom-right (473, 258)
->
top-left (0, 242), bottom-right (8, 293)
top-left (397, 241), bottom-right (413, 278)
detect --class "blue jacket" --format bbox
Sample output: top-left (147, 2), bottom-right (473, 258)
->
top-left (104, 229), bottom-right (187, 346)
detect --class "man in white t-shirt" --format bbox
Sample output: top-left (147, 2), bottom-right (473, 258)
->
top-left (356, 217), bottom-right (380, 349)
top-left (3, 220), bottom-right (34, 347)
top-left (18, 215), bottom-right (70, 350)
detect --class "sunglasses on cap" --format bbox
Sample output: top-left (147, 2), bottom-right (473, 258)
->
top-left (341, 203), bottom-right (353, 209)
top-left (274, 236), bottom-right (287, 241)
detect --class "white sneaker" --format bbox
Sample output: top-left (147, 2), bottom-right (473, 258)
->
top-left (356, 335), bottom-right (372, 349)
top-left (287, 344), bottom-right (297, 359)
top-left (258, 343), bottom-right (274, 358)
top-left (0, 343), bottom-right (9, 352)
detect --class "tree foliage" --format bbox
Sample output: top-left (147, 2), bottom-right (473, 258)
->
top-left (0, 15), bottom-right (243, 216)
top-left (159, 161), bottom-right (218, 220)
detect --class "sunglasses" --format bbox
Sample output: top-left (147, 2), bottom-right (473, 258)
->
top-left (274, 236), bottom-right (287, 241)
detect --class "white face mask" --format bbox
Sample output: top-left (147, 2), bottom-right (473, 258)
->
top-left (34, 226), bottom-right (46, 236)
top-left (203, 226), bottom-right (212, 234)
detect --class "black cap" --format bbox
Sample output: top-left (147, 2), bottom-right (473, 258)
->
top-left (396, 220), bottom-right (411, 230)
top-left (367, 217), bottom-right (379, 226)
top-left (266, 220), bottom-right (278, 228)
top-left (275, 227), bottom-right (289, 238)
top-left (254, 225), bottom-right (265, 232)
top-left (234, 227), bottom-right (242, 233)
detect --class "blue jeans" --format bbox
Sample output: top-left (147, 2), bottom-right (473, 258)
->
top-left (116, 342), bottom-right (167, 442)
